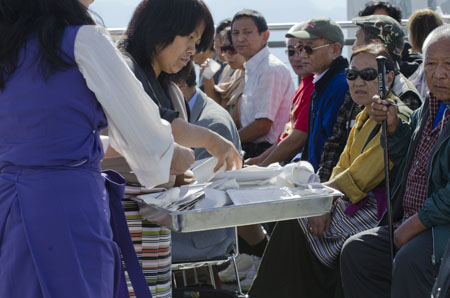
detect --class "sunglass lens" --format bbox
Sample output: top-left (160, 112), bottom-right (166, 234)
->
top-left (345, 69), bottom-right (357, 80)
top-left (220, 46), bottom-right (236, 55)
top-left (360, 69), bottom-right (378, 81)
top-left (303, 46), bottom-right (313, 55)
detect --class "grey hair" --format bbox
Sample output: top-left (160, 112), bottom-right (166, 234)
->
top-left (422, 24), bottom-right (450, 58)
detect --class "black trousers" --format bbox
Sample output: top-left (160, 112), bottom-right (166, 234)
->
top-left (340, 227), bottom-right (439, 298)
top-left (248, 220), bottom-right (344, 298)
top-left (242, 142), bottom-right (272, 159)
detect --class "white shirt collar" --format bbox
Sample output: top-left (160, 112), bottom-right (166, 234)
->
top-left (313, 68), bottom-right (329, 84)
top-left (244, 46), bottom-right (270, 72)
top-left (188, 90), bottom-right (199, 111)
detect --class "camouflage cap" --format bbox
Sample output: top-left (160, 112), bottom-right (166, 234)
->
top-left (353, 15), bottom-right (405, 56)
top-left (286, 18), bottom-right (344, 46)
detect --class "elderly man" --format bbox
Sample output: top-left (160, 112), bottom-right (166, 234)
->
top-left (341, 24), bottom-right (450, 298)
top-left (245, 22), bottom-right (314, 166)
top-left (247, 18), bottom-right (349, 298)
top-left (291, 17), bottom-right (349, 171)
top-left (231, 9), bottom-right (295, 159)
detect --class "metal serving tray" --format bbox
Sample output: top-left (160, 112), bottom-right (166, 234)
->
top-left (137, 193), bottom-right (334, 233)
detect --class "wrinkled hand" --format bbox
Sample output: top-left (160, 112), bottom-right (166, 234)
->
top-left (393, 214), bottom-right (427, 249)
top-left (371, 95), bottom-right (400, 133)
top-left (244, 156), bottom-right (261, 166)
top-left (307, 213), bottom-right (331, 238)
top-left (206, 137), bottom-right (242, 172)
top-left (170, 143), bottom-right (195, 175)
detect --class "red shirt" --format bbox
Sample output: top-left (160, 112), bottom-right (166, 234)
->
top-left (403, 95), bottom-right (450, 219)
top-left (278, 75), bottom-right (314, 142)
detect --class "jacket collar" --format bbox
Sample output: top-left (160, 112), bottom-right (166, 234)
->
top-left (314, 56), bottom-right (348, 92)
top-left (190, 90), bottom-right (208, 122)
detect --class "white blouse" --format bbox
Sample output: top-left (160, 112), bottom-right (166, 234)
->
top-left (74, 25), bottom-right (174, 188)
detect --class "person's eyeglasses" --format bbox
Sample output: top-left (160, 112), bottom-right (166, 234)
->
top-left (285, 43), bottom-right (331, 57)
top-left (220, 45), bottom-right (237, 56)
top-left (345, 68), bottom-right (378, 81)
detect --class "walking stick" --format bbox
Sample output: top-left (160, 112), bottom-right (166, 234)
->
top-left (376, 56), bottom-right (395, 261)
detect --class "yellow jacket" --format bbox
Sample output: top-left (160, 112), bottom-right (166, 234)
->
top-left (331, 94), bottom-right (411, 203)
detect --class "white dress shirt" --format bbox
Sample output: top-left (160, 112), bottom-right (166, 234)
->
top-left (240, 46), bottom-right (295, 144)
top-left (74, 25), bottom-right (174, 188)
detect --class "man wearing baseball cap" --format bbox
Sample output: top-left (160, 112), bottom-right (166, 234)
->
top-left (248, 17), bottom-right (349, 298)
top-left (285, 18), bottom-right (349, 172)
top-left (352, 14), bottom-right (422, 110)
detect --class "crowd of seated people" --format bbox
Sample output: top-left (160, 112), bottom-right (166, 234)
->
top-left (107, 1), bottom-right (450, 297)
top-left (2, 0), bottom-right (448, 297)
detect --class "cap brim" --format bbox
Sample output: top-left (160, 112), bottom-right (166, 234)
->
top-left (284, 30), bottom-right (320, 39)
top-left (352, 17), bottom-right (366, 25)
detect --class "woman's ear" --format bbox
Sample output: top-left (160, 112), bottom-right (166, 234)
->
top-left (386, 70), bottom-right (395, 90)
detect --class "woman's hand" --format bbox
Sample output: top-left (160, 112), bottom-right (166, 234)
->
top-left (393, 214), bottom-right (427, 249)
top-left (371, 95), bottom-right (400, 134)
top-left (205, 135), bottom-right (242, 172)
top-left (174, 170), bottom-right (195, 186)
top-left (170, 143), bottom-right (195, 175)
top-left (307, 213), bottom-right (331, 238)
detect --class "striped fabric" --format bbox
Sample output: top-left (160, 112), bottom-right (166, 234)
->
top-left (298, 195), bottom-right (378, 268)
top-left (122, 198), bottom-right (172, 298)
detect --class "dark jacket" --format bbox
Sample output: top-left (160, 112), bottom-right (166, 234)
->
top-left (385, 97), bottom-right (450, 264)
top-left (302, 56), bottom-right (349, 171)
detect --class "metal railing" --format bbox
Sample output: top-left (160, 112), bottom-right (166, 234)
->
top-left (107, 19), bottom-right (409, 48)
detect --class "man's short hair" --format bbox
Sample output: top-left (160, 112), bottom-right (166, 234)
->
top-left (185, 66), bottom-right (197, 88)
top-left (231, 9), bottom-right (268, 34)
top-left (358, 1), bottom-right (403, 23)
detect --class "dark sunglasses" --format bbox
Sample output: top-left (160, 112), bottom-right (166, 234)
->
top-left (345, 68), bottom-right (378, 81)
top-left (285, 43), bottom-right (330, 57)
top-left (220, 45), bottom-right (237, 56)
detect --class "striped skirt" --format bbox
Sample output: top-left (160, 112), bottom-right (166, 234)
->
top-left (123, 198), bottom-right (172, 298)
top-left (298, 195), bottom-right (378, 268)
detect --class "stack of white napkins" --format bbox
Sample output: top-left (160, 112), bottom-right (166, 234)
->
top-left (137, 159), bottom-right (339, 210)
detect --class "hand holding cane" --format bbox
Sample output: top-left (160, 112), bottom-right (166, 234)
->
top-left (376, 56), bottom-right (395, 262)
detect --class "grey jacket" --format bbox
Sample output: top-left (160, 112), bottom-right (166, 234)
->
top-left (190, 89), bottom-right (241, 159)
top-left (171, 89), bottom-right (241, 262)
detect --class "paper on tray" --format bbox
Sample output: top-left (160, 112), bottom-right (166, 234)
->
top-left (214, 165), bottom-right (282, 182)
top-left (226, 184), bottom-right (340, 205)
top-left (226, 188), bottom-right (294, 205)
top-left (194, 188), bottom-right (231, 209)
top-left (191, 157), bottom-right (226, 183)
top-left (282, 161), bottom-right (320, 185)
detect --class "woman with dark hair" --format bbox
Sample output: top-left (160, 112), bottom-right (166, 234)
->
top-left (121, 0), bottom-right (239, 172)
top-left (0, 0), bottom-right (194, 297)
top-left (249, 44), bottom-right (412, 298)
top-left (203, 27), bottom-right (245, 124)
top-left (118, 1), bottom-right (241, 297)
